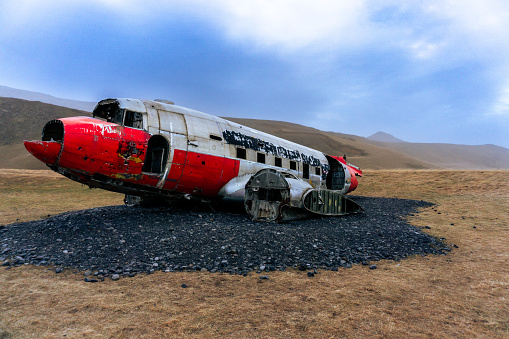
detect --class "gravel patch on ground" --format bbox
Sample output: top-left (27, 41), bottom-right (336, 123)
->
top-left (0, 197), bottom-right (449, 280)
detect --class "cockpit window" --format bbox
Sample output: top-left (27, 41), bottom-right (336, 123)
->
top-left (124, 110), bottom-right (143, 129)
top-left (93, 100), bottom-right (124, 124)
top-left (93, 100), bottom-right (144, 129)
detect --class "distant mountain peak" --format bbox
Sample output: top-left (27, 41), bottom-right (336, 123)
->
top-left (367, 131), bottom-right (406, 143)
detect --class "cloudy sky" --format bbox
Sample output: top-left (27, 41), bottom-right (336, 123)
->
top-left (1, 1), bottom-right (508, 148)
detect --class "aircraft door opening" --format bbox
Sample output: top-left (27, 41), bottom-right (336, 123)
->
top-left (142, 135), bottom-right (169, 174)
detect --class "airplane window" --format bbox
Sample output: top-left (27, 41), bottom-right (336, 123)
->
top-left (290, 161), bottom-right (297, 170)
top-left (210, 134), bottom-right (222, 141)
top-left (257, 153), bottom-right (265, 164)
top-left (275, 157), bottom-right (282, 167)
top-left (236, 148), bottom-right (246, 159)
top-left (303, 164), bottom-right (310, 179)
top-left (315, 167), bottom-right (321, 176)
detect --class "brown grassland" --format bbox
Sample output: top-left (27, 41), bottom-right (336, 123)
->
top-left (0, 169), bottom-right (508, 338)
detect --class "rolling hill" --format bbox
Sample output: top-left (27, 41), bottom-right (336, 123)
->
top-left (1, 96), bottom-right (508, 170)
top-left (221, 118), bottom-right (440, 170)
top-left (0, 85), bottom-right (95, 112)
top-left (366, 141), bottom-right (509, 170)
top-left (0, 97), bottom-right (92, 169)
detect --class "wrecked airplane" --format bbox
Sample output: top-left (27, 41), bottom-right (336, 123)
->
top-left (24, 98), bottom-right (363, 221)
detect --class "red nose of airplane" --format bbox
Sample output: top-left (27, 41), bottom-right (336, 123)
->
top-left (24, 140), bottom-right (62, 166)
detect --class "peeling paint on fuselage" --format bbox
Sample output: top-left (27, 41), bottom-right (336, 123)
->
top-left (116, 140), bottom-right (145, 163)
top-left (222, 129), bottom-right (321, 167)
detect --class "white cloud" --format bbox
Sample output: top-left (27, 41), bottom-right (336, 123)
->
top-left (4, 0), bottom-right (509, 56)
top-left (408, 40), bottom-right (443, 60)
top-left (193, 0), bottom-right (509, 57)
top-left (435, 0), bottom-right (509, 41)
top-left (193, 0), bottom-right (371, 51)
top-left (427, 1), bottom-right (509, 59)
top-left (1, 0), bottom-right (370, 52)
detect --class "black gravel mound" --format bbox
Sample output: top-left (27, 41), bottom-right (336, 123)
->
top-left (1, 197), bottom-right (449, 279)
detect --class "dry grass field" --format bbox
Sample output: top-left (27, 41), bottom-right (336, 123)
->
top-left (0, 169), bottom-right (124, 225)
top-left (1, 169), bottom-right (508, 338)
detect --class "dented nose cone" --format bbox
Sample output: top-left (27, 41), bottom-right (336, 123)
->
top-left (24, 140), bottom-right (62, 166)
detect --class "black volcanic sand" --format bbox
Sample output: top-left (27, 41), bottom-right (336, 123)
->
top-left (0, 197), bottom-right (449, 280)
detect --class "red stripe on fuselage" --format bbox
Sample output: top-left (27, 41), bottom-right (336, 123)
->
top-left (170, 150), bottom-right (240, 197)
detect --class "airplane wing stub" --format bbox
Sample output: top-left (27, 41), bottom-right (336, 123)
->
top-left (302, 190), bottom-right (363, 216)
top-left (244, 169), bottom-right (362, 222)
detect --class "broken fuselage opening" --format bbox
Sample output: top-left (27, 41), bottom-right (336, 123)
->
top-left (325, 155), bottom-right (346, 191)
top-left (93, 99), bottom-right (124, 124)
top-left (42, 120), bottom-right (64, 142)
top-left (244, 169), bottom-right (292, 222)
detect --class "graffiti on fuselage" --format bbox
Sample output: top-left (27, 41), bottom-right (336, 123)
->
top-left (222, 129), bottom-right (322, 168)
